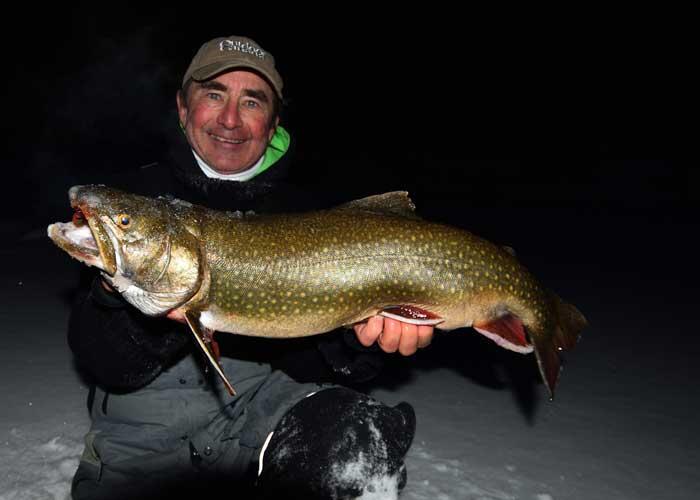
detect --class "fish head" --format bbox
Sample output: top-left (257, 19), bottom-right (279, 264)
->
top-left (48, 185), bottom-right (203, 315)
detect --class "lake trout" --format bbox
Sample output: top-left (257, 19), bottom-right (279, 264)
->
top-left (48, 185), bottom-right (586, 398)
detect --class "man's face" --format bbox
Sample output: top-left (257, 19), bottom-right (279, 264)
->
top-left (176, 70), bottom-right (278, 174)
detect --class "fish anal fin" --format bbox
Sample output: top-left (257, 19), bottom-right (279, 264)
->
top-left (473, 315), bottom-right (534, 354)
top-left (334, 192), bottom-right (420, 219)
top-left (379, 305), bottom-right (444, 326)
top-left (184, 310), bottom-right (236, 396)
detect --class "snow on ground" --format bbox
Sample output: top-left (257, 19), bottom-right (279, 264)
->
top-left (0, 238), bottom-right (89, 500)
top-left (1, 209), bottom-right (699, 499)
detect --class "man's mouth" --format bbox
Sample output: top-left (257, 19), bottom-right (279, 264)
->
top-left (209, 133), bottom-right (246, 145)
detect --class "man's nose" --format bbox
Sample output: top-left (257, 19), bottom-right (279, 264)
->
top-left (217, 100), bottom-right (241, 129)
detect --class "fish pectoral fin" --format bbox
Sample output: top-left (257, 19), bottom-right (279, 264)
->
top-left (184, 310), bottom-right (236, 396)
top-left (379, 305), bottom-right (444, 326)
top-left (196, 326), bottom-right (221, 361)
top-left (473, 315), bottom-right (534, 354)
top-left (208, 335), bottom-right (221, 362)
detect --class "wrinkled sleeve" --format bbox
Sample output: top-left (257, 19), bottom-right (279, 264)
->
top-left (316, 329), bottom-right (385, 384)
top-left (264, 328), bottom-right (385, 387)
top-left (67, 274), bottom-right (190, 391)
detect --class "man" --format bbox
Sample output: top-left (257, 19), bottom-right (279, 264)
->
top-left (69, 35), bottom-right (433, 499)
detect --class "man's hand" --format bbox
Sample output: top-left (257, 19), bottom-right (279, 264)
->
top-left (166, 309), bottom-right (187, 324)
top-left (165, 310), bottom-right (436, 352)
top-left (354, 316), bottom-right (434, 356)
top-left (100, 278), bottom-right (115, 293)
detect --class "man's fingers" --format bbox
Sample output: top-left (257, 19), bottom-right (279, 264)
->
top-left (166, 309), bottom-right (187, 324)
top-left (417, 325), bottom-right (434, 348)
top-left (100, 278), bottom-right (115, 293)
top-left (378, 317), bottom-right (401, 353)
top-left (355, 316), bottom-right (383, 346)
top-left (398, 322), bottom-right (419, 356)
top-left (356, 317), bottom-right (435, 355)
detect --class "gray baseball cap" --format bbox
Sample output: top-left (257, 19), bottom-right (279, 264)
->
top-left (182, 35), bottom-right (283, 99)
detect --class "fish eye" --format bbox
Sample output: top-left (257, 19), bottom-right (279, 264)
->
top-left (117, 214), bottom-right (131, 227)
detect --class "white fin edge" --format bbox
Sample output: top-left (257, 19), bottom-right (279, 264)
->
top-left (379, 310), bottom-right (444, 326)
top-left (474, 327), bottom-right (534, 354)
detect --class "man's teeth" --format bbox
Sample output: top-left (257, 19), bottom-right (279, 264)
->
top-left (211, 134), bottom-right (245, 144)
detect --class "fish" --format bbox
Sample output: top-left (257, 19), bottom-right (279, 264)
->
top-left (48, 185), bottom-right (587, 398)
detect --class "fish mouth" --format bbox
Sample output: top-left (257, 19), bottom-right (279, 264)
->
top-left (47, 188), bottom-right (117, 275)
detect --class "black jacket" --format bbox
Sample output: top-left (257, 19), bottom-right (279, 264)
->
top-left (67, 124), bottom-right (383, 391)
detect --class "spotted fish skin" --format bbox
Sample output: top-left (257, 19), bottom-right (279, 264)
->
top-left (197, 209), bottom-right (548, 337)
top-left (48, 186), bottom-right (586, 397)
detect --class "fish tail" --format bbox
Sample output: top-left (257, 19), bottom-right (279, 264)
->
top-left (532, 292), bottom-right (587, 400)
top-left (552, 293), bottom-right (587, 351)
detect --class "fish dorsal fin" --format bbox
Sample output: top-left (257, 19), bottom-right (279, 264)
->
top-left (334, 191), bottom-right (419, 219)
top-left (502, 245), bottom-right (517, 257)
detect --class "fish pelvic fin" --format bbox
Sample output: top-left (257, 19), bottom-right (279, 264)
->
top-left (532, 293), bottom-right (587, 400)
top-left (184, 310), bottom-right (236, 396)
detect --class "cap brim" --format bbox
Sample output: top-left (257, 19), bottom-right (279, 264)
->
top-left (190, 62), bottom-right (283, 99)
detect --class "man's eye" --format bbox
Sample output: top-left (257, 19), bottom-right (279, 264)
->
top-left (207, 93), bottom-right (222, 100)
top-left (243, 100), bottom-right (260, 109)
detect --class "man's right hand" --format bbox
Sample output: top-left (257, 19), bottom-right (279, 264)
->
top-left (100, 278), bottom-right (115, 293)
top-left (354, 316), bottom-right (434, 356)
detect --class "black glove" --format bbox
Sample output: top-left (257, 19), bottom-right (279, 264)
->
top-left (317, 329), bottom-right (385, 384)
top-left (257, 387), bottom-right (415, 499)
top-left (67, 275), bottom-right (190, 390)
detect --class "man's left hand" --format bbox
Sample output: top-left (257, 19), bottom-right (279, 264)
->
top-left (354, 316), bottom-right (434, 356)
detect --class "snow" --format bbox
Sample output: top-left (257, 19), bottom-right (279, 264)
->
top-left (0, 238), bottom-right (90, 500)
top-left (331, 448), bottom-right (401, 500)
top-left (2, 208), bottom-right (699, 499)
top-left (327, 419), bottom-right (402, 500)
top-left (2, 433), bottom-right (82, 500)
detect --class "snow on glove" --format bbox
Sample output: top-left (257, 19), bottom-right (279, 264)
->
top-left (257, 387), bottom-right (415, 499)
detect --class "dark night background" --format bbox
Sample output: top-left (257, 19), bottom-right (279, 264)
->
top-left (1, 5), bottom-right (698, 498)
top-left (2, 6), bottom-right (694, 224)
top-left (3, 6), bottom-right (695, 311)
top-left (3, 3), bottom-right (697, 362)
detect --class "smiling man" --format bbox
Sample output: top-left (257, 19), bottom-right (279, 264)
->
top-left (69, 35), bottom-right (432, 499)
top-left (177, 68), bottom-right (279, 176)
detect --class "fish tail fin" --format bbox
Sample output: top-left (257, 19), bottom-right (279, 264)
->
top-left (552, 293), bottom-right (587, 351)
top-left (532, 292), bottom-right (587, 400)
